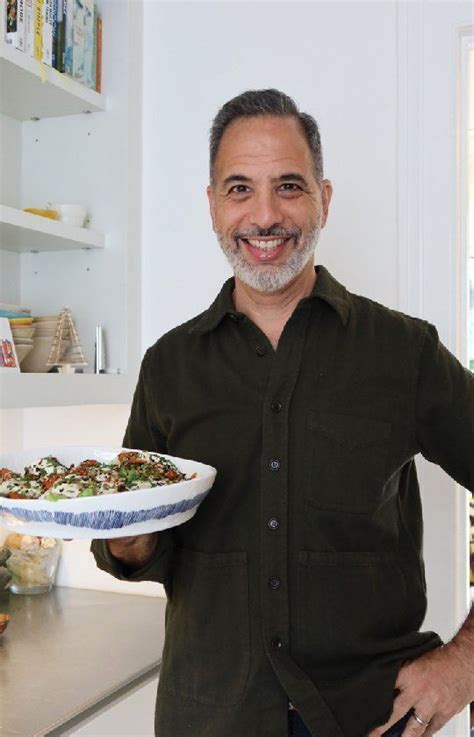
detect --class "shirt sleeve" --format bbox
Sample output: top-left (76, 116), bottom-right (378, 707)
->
top-left (90, 348), bottom-right (176, 586)
top-left (415, 320), bottom-right (474, 493)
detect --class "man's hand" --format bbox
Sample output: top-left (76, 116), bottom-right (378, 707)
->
top-left (368, 644), bottom-right (474, 737)
top-left (106, 533), bottom-right (159, 570)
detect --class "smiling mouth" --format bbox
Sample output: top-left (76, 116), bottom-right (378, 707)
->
top-left (240, 237), bottom-right (292, 252)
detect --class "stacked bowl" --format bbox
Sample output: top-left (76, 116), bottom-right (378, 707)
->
top-left (21, 315), bottom-right (67, 373)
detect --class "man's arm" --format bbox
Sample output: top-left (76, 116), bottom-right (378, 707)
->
top-left (369, 321), bottom-right (474, 736)
top-left (90, 348), bottom-right (175, 584)
top-left (415, 320), bottom-right (473, 493)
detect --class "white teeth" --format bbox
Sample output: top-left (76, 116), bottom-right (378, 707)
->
top-left (245, 238), bottom-right (287, 251)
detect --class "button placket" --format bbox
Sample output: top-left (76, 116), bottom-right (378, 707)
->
top-left (258, 306), bottom-right (314, 675)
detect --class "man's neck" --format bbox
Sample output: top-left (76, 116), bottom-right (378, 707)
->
top-left (232, 263), bottom-right (317, 328)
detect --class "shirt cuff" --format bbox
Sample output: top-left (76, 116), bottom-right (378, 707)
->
top-left (89, 537), bottom-right (170, 583)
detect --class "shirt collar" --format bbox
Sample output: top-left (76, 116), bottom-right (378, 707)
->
top-left (188, 263), bottom-right (351, 335)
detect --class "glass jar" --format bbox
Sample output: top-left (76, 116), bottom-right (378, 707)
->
top-left (6, 536), bottom-right (61, 594)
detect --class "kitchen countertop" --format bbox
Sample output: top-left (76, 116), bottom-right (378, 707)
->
top-left (0, 586), bottom-right (167, 737)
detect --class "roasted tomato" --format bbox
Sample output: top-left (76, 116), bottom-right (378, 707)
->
top-left (118, 452), bottom-right (146, 465)
top-left (43, 474), bottom-right (63, 491)
top-left (0, 468), bottom-right (15, 481)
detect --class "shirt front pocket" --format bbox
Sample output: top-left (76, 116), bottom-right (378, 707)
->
top-left (294, 550), bottom-right (424, 670)
top-left (159, 547), bottom-right (251, 707)
top-left (304, 410), bottom-right (392, 514)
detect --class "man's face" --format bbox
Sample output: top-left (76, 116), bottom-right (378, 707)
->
top-left (207, 115), bottom-right (332, 293)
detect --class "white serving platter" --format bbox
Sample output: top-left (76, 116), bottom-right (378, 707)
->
top-left (0, 446), bottom-right (217, 539)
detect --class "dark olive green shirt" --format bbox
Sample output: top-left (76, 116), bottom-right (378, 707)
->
top-left (91, 263), bottom-right (474, 737)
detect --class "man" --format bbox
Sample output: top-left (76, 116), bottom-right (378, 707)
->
top-left (91, 89), bottom-right (474, 737)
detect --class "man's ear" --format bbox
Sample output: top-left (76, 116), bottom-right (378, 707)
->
top-left (207, 185), bottom-right (217, 232)
top-left (320, 179), bottom-right (333, 228)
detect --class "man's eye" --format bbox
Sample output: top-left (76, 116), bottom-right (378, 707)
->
top-left (280, 183), bottom-right (302, 192)
top-left (229, 185), bottom-right (249, 194)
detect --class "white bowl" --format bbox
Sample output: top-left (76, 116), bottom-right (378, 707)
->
top-left (0, 446), bottom-right (217, 539)
top-left (15, 344), bottom-right (33, 364)
top-left (12, 327), bottom-right (35, 339)
top-left (48, 204), bottom-right (88, 227)
top-left (20, 336), bottom-right (69, 373)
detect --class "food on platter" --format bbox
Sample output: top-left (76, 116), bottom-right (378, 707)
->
top-left (0, 451), bottom-right (197, 502)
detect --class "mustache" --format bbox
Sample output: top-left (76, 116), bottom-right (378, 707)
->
top-left (234, 227), bottom-right (301, 241)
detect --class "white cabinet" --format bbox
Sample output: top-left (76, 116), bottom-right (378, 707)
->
top-left (0, 0), bottom-right (143, 408)
top-left (51, 674), bottom-right (159, 737)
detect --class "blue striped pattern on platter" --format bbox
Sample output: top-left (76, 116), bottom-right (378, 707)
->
top-left (0, 490), bottom-right (208, 530)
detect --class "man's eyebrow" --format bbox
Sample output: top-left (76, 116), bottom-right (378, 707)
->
top-left (275, 173), bottom-right (309, 185)
top-left (221, 172), bottom-right (310, 188)
top-left (222, 174), bottom-right (252, 188)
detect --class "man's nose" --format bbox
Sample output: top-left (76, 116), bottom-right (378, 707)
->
top-left (248, 191), bottom-right (284, 230)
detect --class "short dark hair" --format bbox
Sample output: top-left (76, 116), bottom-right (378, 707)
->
top-left (209, 88), bottom-right (323, 187)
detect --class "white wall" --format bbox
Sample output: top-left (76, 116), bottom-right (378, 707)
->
top-left (141, 1), bottom-right (401, 348)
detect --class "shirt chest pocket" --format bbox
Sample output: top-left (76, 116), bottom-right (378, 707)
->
top-left (304, 410), bottom-right (392, 515)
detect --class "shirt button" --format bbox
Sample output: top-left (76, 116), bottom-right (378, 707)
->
top-left (271, 637), bottom-right (282, 649)
top-left (269, 459), bottom-right (280, 471)
top-left (268, 576), bottom-right (281, 590)
top-left (255, 344), bottom-right (267, 356)
top-left (268, 517), bottom-right (280, 530)
top-left (271, 401), bottom-right (282, 413)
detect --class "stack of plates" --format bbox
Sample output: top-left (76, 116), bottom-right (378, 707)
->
top-left (21, 314), bottom-right (68, 373)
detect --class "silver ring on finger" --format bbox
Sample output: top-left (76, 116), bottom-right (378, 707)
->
top-left (412, 710), bottom-right (430, 728)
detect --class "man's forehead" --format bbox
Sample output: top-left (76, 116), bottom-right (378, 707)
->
top-left (215, 117), bottom-right (313, 181)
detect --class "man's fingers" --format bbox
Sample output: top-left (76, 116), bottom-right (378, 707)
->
top-left (367, 694), bottom-right (413, 737)
top-left (399, 711), bottom-right (434, 737)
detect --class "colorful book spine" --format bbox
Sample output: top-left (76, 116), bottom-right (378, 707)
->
top-left (72, 0), bottom-right (84, 82)
top-left (6, 0), bottom-right (17, 44)
top-left (25, 0), bottom-right (35, 55)
top-left (54, 0), bottom-right (64, 70)
top-left (42, 0), bottom-right (52, 65)
top-left (95, 11), bottom-right (101, 92)
top-left (33, 0), bottom-right (43, 60)
top-left (63, 0), bottom-right (72, 74)
top-left (51, 0), bottom-right (57, 67)
top-left (15, 0), bottom-right (25, 50)
top-left (82, 0), bottom-right (93, 87)
top-left (91, 0), bottom-right (96, 89)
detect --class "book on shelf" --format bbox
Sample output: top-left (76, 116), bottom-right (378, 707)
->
top-left (25, 0), bottom-right (34, 55)
top-left (54, 0), bottom-right (64, 71)
top-left (95, 9), bottom-right (101, 92)
top-left (72, 0), bottom-right (84, 83)
top-left (6, 0), bottom-right (25, 50)
top-left (3, 0), bottom-right (102, 92)
top-left (33, 0), bottom-right (42, 61)
top-left (42, 0), bottom-right (53, 66)
top-left (82, 0), bottom-right (93, 88)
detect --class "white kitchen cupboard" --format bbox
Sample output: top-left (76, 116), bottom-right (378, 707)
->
top-left (50, 675), bottom-right (159, 737)
top-left (0, 0), bottom-right (143, 409)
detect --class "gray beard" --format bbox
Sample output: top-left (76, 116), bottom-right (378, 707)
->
top-left (216, 220), bottom-right (322, 293)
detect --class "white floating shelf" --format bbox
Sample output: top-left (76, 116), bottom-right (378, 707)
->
top-left (0, 373), bottom-right (132, 409)
top-left (0, 205), bottom-right (105, 253)
top-left (0, 40), bottom-right (105, 120)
